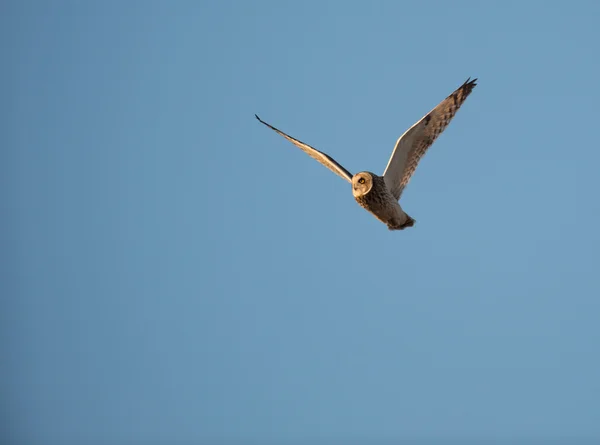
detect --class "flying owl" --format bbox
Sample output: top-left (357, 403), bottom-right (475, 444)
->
top-left (255, 78), bottom-right (477, 230)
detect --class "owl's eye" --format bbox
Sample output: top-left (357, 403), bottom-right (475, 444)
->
top-left (358, 178), bottom-right (365, 184)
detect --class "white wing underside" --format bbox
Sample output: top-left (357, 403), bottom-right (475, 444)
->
top-left (255, 114), bottom-right (353, 183)
top-left (383, 78), bottom-right (477, 200)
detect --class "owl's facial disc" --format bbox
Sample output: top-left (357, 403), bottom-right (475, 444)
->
top-left (352, 172), bottom-right (372, 197)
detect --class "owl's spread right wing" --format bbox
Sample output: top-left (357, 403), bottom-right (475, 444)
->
top-left (383, 78), bottom-right (477, 201)
top-left (255, 115), bottom-right (353, 183)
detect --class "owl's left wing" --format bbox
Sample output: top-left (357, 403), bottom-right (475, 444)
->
top-left (383, 78), bottom-right (477, 201)
top-left (255, 115), bottom-right (353, 183)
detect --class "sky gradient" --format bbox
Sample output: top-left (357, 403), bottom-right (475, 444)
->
top-left (3, 1), bottom-right (600, 445)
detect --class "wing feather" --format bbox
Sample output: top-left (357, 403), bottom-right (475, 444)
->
top-left (255, 115), bottom-right (353, 183)
top-left (383, 78), bottom-right (477, 200)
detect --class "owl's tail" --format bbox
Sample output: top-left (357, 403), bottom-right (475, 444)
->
top-left (388, 214), bottom-right (416, 231)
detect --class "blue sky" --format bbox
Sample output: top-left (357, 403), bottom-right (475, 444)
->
top-left (3, 1), bottom-right (600, 444)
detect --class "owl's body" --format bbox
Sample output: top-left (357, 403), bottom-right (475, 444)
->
top-left (352, 172), bottom-right (415, 230)
top-left (255, 78), bottom-right (477, 231)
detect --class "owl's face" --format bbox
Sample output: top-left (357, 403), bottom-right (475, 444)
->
top-left (352, 172), bottom-right (373, 197)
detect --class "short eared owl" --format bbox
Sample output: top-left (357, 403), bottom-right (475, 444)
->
top-left (256, 78), bottom-right (477, 230)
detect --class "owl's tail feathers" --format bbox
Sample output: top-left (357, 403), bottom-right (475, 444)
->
top-left (388, 215), bottom-right (416, 231)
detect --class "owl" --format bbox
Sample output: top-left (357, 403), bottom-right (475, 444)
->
top-left (256, 78), bottom-right (477, 230)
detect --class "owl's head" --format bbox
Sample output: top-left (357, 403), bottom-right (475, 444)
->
top-left (352, 172), bottom-right (374, 197)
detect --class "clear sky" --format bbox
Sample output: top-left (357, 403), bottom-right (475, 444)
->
top-left (3, 1), bottom-right (600, 445)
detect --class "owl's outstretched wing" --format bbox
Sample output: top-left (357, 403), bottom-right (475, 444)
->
top-left (255, 115), bottom-right (353, 183)
top-left (383, 78), bottom-right (477, 201)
